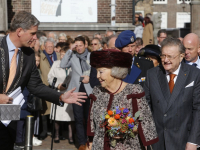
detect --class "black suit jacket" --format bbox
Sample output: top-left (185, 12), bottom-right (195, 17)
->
top-left (0, 36), bottom-right (61, 103)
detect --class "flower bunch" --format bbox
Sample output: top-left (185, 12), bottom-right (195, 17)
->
top-left (100, 106), bottom-right (142, 140)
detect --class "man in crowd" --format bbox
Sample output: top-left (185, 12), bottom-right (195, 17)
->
top-left (61, 36), bottom-right (93, 150)
top-left (135, 37), bottom-right (143, 55)
top-left (0, 11), bottom-right (86, 150)
top-left (107, 35), bottom-right (118, 49)
top-left (115, 30), bottom-right (154, 87)
top-left (144, 37), bottom-right (200, 150)
top-left (93, 32), bottom-right (102, 41)
top-left (105, 29), bottom-right (115, 37)
top-left (91, 37), bottom-right (102, 51)
top-left (39, 38), bottom-right (60, 139)
top-left (101, 37), bottom-right (109, 50)
top-left (48, 32), bottom-right (58, 42)
top-left (183, 33), bottom-right (200, 68)
top-left (157, 29), bottom-right (167, 47)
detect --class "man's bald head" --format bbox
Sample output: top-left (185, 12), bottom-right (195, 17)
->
top-left (183, 33), bottom-right (200, 63)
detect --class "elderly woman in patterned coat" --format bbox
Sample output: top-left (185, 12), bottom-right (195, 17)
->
top-left (87, 49), bottom-right (158, 150)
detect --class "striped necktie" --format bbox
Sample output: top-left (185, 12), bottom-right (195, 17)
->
top-left (6, 48), bottom-right (19, 92)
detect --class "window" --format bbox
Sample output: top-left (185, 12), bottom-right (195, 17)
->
top-left (153, 12), bottom-right (168, 29)
top-left (177, 0), bottom-right (191, 4)
top-left (153, 0), bottom-right (167, 4)
top-left (176, 12), bottom-right (190, 28)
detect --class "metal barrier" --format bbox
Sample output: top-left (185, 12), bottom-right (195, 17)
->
top-left (25, 115), bottom-right (34, 150)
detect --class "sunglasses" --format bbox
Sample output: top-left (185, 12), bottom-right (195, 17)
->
top-left (91, 43), bottom-right (98, 46)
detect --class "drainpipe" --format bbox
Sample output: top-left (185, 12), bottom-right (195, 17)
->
top-left (110, 0), bottom-right (116, 26)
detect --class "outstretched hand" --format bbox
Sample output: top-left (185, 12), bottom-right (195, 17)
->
top-left (61, 87), bottom-right (87, 106)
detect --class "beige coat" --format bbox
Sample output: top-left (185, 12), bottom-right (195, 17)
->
top-left (40, 51), bottom-right (60, 115)
top-left (142, 23), bottom-right (154, 46)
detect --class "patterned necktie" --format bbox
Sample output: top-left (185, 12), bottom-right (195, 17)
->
top-left (192, 63), bottom-right (197, 67)
top-left (168, 74), bottom-right (176, 94)
top-left (6, 48), bottom-right (19, 92)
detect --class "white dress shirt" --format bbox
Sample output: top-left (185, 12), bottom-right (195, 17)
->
top-left (186, 56), bottom-right (200, 69)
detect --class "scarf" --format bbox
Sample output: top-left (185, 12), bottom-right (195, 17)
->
top-left (43, 50), bottom-right (57, 67)
top-left (76, 48), bottom-right (90, 72)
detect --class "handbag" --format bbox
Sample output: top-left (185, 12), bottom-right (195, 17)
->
top-left (27, 94), bottom-right (43, 112)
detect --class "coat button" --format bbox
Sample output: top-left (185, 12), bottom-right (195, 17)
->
top-left (164, 127), bottom-right (167, 131)
top-left (164, 114), bottom-right (167, 117)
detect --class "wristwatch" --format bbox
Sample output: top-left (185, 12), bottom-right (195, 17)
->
top-left (59, 94), bottom-right (64, 107)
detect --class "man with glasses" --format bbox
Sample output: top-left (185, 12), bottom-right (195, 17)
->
top-left (157, 29), bottom-right (167, 47)
top-left (91, 37), bottom-right (102, 51)
top-left (115, 30), bottom-right (154, 87)
top-left (144, 37), bottom-right (200, 150)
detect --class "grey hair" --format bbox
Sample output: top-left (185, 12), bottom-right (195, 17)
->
top-left (93, 32), bottom-right (101, 38)
top-left (39, 36), bottom-right (47, 46)
top-left (111, 67), bottom-right (129, 79)
top-left (161, 37), bottom-right (185, 54)
top-left (10, 11), bottom-right (40, 32)
top-left (58, 33), bottom-right (67, 39)
top-left (48, 32), bottom-right (57, 40)
top-left (107, 35), bottom-right (118, 47)
top-left (106, 30), bottom-right (116, 35)
top-left (44, 38), bottom-right (56, 46)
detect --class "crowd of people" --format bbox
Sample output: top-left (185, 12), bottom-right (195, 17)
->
top-left (1, 11), bottom-right (200, 150)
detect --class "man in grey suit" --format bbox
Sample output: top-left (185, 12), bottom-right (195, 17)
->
top-left (60, 36), bottom-right (92, 150)
top-left (144, 37), bottom-right (200, 150)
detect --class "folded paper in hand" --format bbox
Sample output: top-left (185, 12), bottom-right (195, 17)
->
top-left (1, 87), bottom-right (25, 126)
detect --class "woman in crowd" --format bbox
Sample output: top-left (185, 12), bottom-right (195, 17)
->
top-left (82, 35), bottom-right (92, 52)
top-left (48, 46), bottom-right (74, 144)
top-left (58, 33), bottom-right (67, 43)
top-left (87, 49), bottom-right (158, 150)
top-left (138, 44), bottom-right (161, 67)
top-left (142, 17), bottom-right (154, 46)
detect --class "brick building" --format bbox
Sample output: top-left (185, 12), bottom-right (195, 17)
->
top-left (5, 0), bottom-right (191, 39)
top-left (7, 0), bottom-right (137, 39)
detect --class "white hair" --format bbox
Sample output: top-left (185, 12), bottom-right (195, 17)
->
top-left (58, 33), bottom-right (67, 40)
top-left (48, 32), bottom-right (57, 40)
top-left (44, 38), bottom-right (56, 46)
top-left (111, 67), bottom-right (128, 79)
top-left (39, 36), bottom-right (47, 46)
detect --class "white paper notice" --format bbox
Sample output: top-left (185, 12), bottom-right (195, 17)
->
top-left (1, 87), bottom-right (24, 127)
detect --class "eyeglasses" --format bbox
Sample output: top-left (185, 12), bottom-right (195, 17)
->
top-left (160, 54), bottom-right (180, 60)
top-left (91, 43), bottom-right (98, 46)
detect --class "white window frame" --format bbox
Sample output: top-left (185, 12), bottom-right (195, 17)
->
top-left (177, 0), bottom-right (191, 4)
top-left (153, 0), bottom-right (168, 4)
top-left (176, 12), bottom-right (191, 28)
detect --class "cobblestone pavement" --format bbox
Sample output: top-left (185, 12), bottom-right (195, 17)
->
top-left (33, 136), bottom-right (77, 150)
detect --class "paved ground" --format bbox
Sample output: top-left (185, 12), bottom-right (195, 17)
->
top-left (33, 136), bottom-right (78, 150)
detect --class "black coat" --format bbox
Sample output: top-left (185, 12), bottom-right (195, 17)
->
top-left (123, 56), bottom-right (154, 87)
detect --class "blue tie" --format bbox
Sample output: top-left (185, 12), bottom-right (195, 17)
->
top-left (192, 63), bottom-right (197, 67)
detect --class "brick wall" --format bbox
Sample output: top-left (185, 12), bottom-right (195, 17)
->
top-left (98, 0), bottom-right (111, 23)
top-left (7, 0), bottom-right (134, 24)
top-left (7, 0), bottom-right (31, 23)
top-left (153, 0), bottom-right (190, 28)
top-left (116, 0), bottom-right (133, 23)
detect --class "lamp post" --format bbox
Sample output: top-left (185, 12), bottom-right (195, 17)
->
top-left (181, 0), bottom-right (187, 12)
